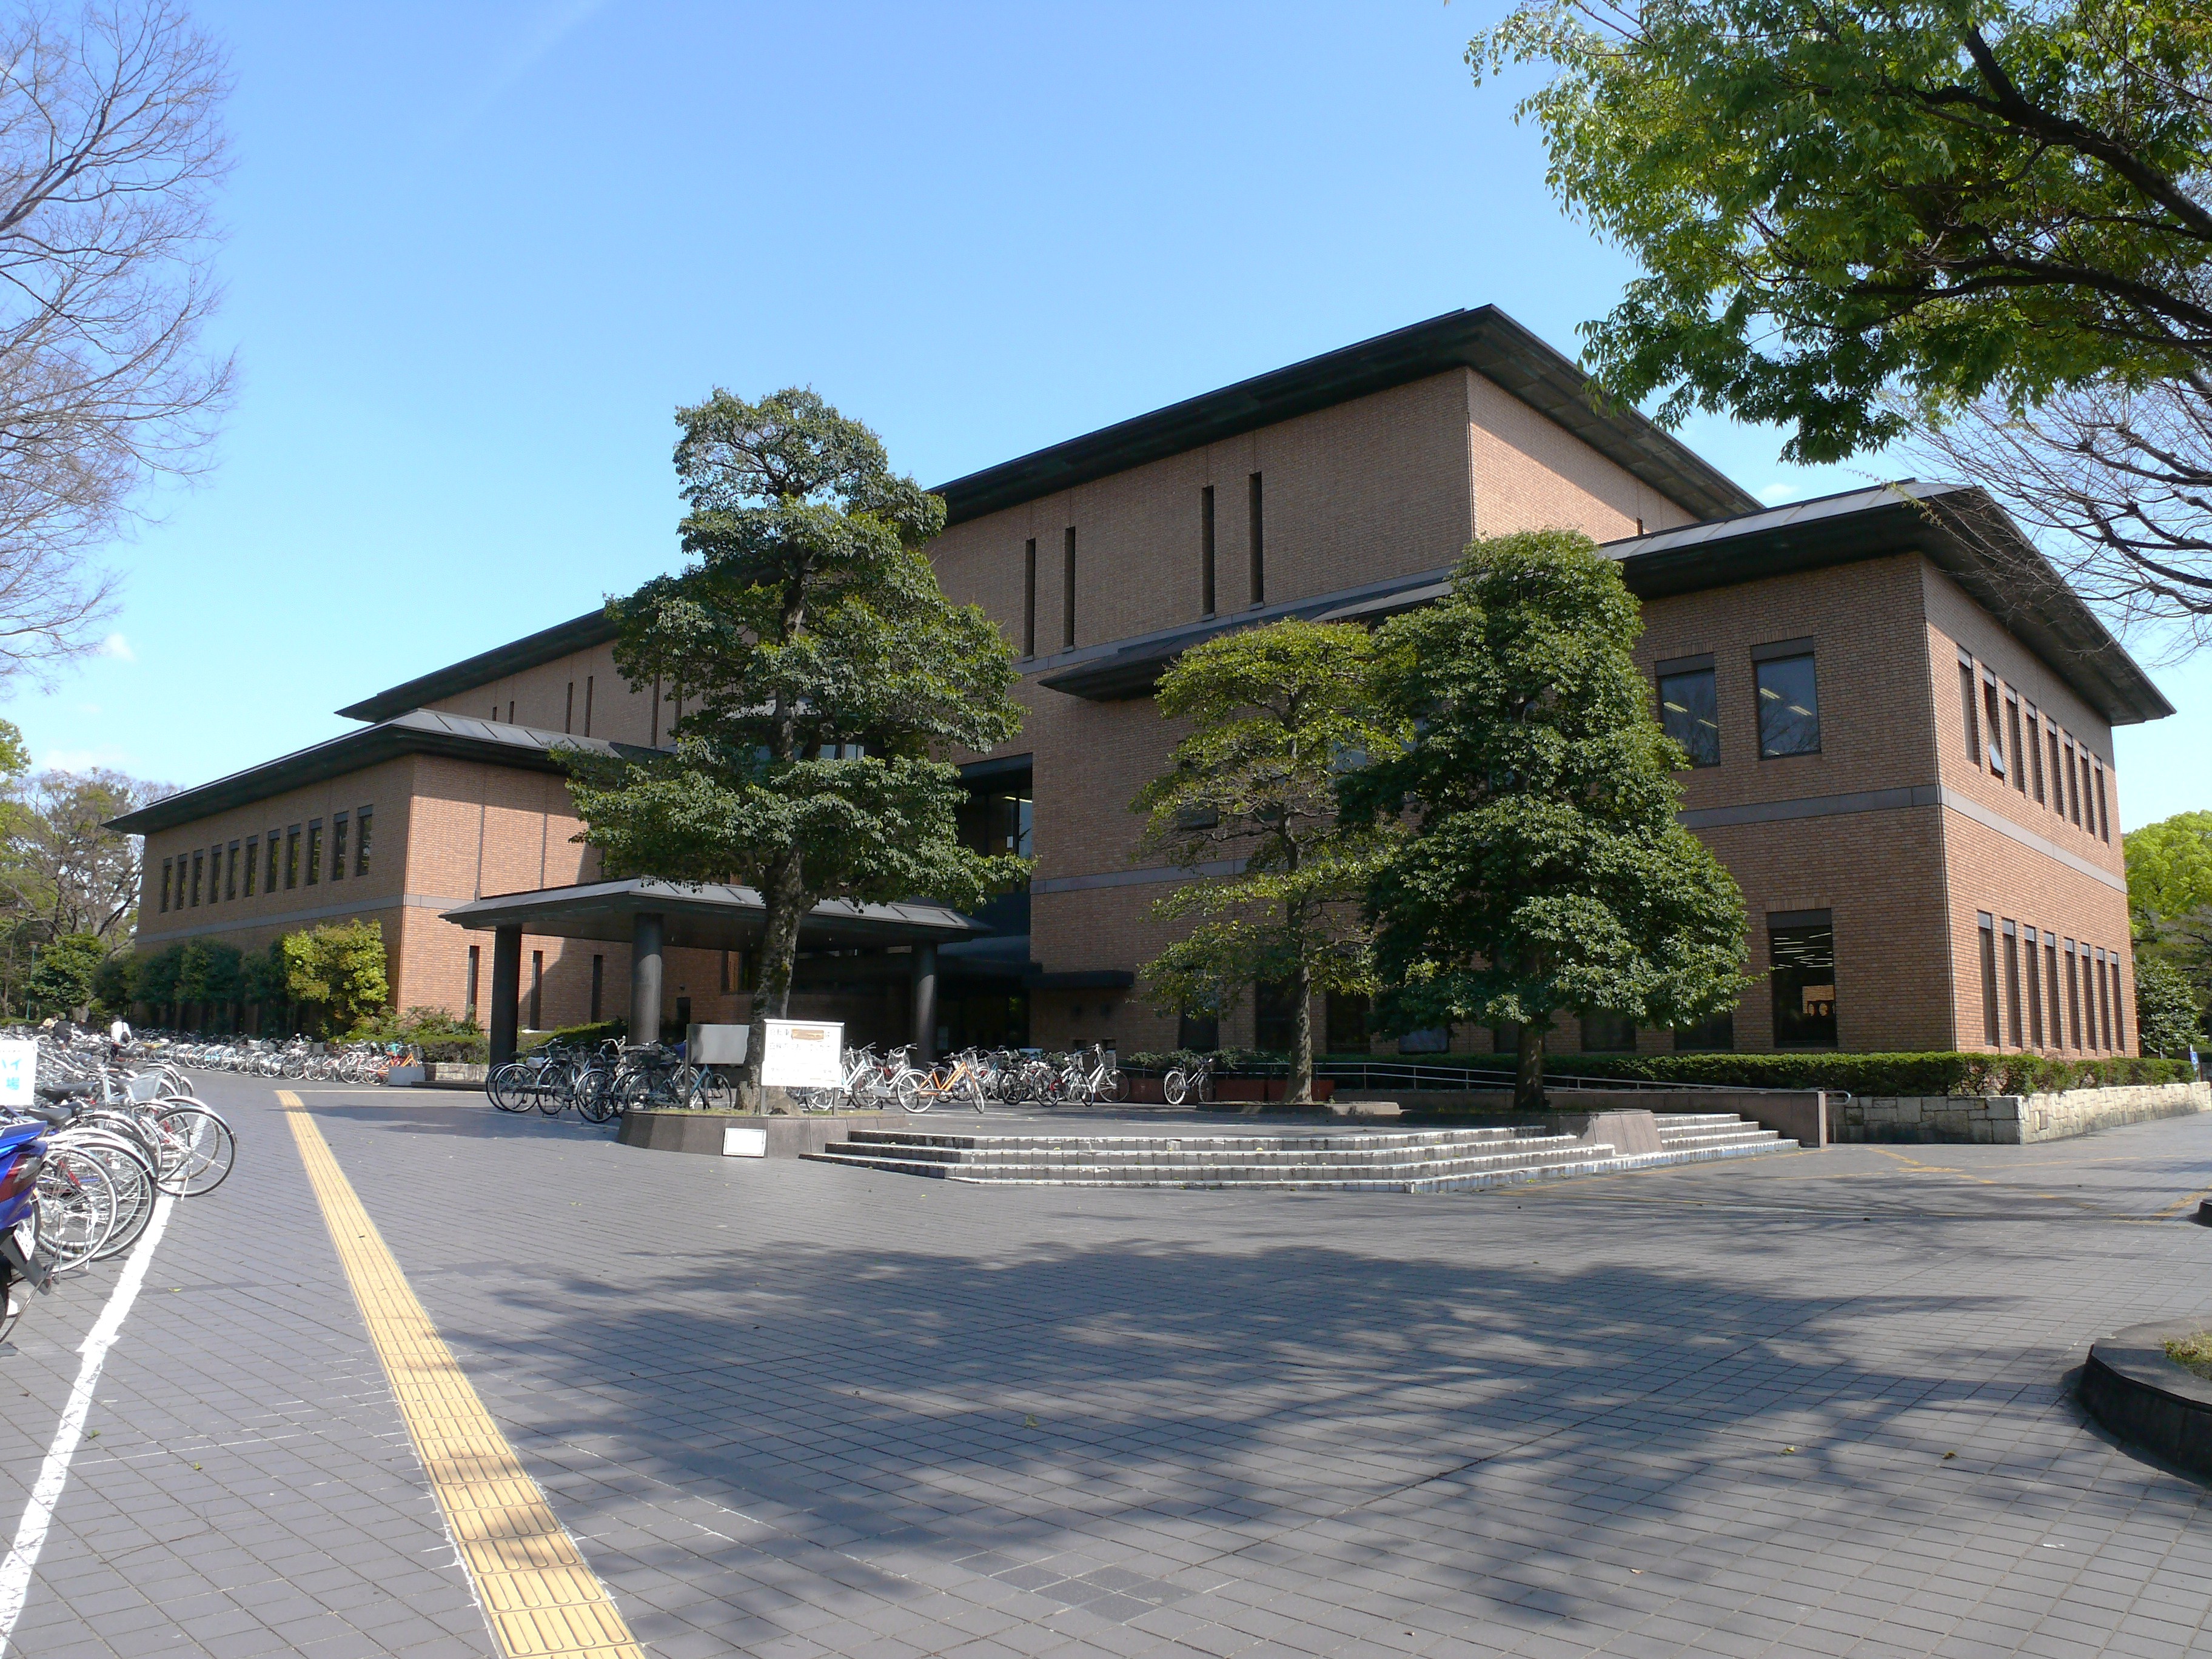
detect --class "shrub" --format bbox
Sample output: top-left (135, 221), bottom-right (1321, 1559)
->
top-left (522, 1019), bottom-right (626, 1053)
top-left (1518, 1051), bottom-right (2194, 1096)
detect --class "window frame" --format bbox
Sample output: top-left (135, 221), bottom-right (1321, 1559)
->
top-left (1769, 907), bottom-right (1839, 1049)
top-left (1959, 654), bottom-right (1980, 765)
top-left (1751, 640), bottom-right (1822, 759)
top-left (355, 806), bottom-right (372, 876)
top-left (159, 857), bottom-right (171, 913)
top-left (1978, 913), bottom-right (1999, 1045)
top-left (244, 837), bottom-right (258, 897)
top-left (1656, 654), bottom-right (1720, 768)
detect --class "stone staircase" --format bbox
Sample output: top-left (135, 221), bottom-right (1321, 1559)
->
top-left (800, 1110), bottom-right (1795, 1191)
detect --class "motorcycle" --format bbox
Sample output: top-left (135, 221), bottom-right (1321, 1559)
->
top-left (0, 1118), bottom-right (49, 1346)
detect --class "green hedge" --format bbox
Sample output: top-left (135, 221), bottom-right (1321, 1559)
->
top-left (521, 1019), bottom-right (627, 1053)
top-left (1501, 1051), bottom-right (2194, 1096)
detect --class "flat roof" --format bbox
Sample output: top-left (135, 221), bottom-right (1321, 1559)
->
top-left (106, 710), bottom-right (652, 836)
top-left (440, 877), bottom-right (983, 951)
top-left (1038, 481), bottom-right (2173, 725)
top-left (933, 306), bottom-right (1760, 528)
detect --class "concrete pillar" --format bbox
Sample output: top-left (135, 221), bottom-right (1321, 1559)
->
top-left (631, 911), bottom-right (665, 1045)
top-left (911, 942), bottom-right (939, 1062)
top-left (488, 925), bottom-right (523, 1068)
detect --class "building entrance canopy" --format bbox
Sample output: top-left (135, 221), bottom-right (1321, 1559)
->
top-left (441, 877), bottom-right (986, 1068)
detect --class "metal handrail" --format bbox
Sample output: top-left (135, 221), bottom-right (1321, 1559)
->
top-left (1122, 1056), bottom-right (1845, 1099)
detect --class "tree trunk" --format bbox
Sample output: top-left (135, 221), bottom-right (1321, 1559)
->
top-left (1515, 1019), bottom-right (1547, 1114)
top-left (740, 853), bottom-right (809, 1110)
top-left (1288, 960), bottom-right (1315, 1104)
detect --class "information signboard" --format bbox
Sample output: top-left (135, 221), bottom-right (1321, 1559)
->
top-left (0, 1039), bottom-right (34, 1107)
top-left (759, 1019), bottom-right (844, 1089)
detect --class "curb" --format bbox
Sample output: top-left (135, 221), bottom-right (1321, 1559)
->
top-left (2079, 1319), bottom-right (2212, 1480)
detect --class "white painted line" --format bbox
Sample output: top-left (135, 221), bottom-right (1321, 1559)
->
top-left (0, 1194), bottom-right (177, 1652)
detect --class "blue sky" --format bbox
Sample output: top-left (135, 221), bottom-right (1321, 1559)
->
top-left (21, 0), bottom-right (2210, 828)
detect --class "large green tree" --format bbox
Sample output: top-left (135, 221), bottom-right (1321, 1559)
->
top-left (24, 931), bottom-right (104, 1018)
top-left (563, 389), bottom-right (1026, 1102)
top-left (1474, 0), bottom-right (2212, 635)
top-left (2127, 809), bottom-right (2212, 1010)
top-left (2134, 954), bottom-right (2206, 1057)
top-left (1131, 618), bottom-right (1410, 1104)
top-left (1341, 530), bottom-right (1749, 1111)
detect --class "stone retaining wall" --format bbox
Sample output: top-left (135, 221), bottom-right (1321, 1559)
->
top-left (1834, 1080), bottom-right (2212, 1144)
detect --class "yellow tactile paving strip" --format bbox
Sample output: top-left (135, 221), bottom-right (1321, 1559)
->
top-left (280, 1091), bottom-right (645, 1659)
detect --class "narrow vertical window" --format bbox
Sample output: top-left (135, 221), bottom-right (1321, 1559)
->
top-left (464, 946), bottom-right (480, 1019)
top-left (2048, 728), bottom-right (2064, 814)
top-left (2065, 940), bottom-right (2082, 1048)
top-left (227, 840), bottom-right (240, 901)
top-left (529, 950), bottom-right (543, 1029)
top-left (2063, 739), bottom-right (2082, 824)
top-left (330, 814), bottom-right (348, 880)
top-left (1977, 913), bottom-right (1999, 1045)
top-left (1657, 658), bottom-right (1720, 766)
top-left (159, 858), bottom-right (171, 913)
top-left (719, 950), bottom-right (732, 994)
top-left (1022, 538), bottom-right (1036, 657)
top-left (1982, 677), bottom-right (2005, 776)
top-left (583, 674), bottom-right (594, 736)
top-left (190, 851), bottom-right (203, 907)
top-left (306, 820), bottom-right (323, 885)
top-left (2093, 761), bottom-right (2110, 842)
top-left (2023, 926), bottom-right (2043, 1047)
top-left (2046, 937), bottom-right (2062, 1047)
top-left (285, 825), bottom-right (300, 889)
top-left (1959, 655), bottom-right (1980, 765)
top-left (244, 838), bottom-right (258, 897)
top-left (2005, 697), bottom-right (2025, 793)
top-left (1769, 910), bottom-right (1837, 1048)
top-left (1754, 643), bottom-right (1821, 756)
top-left (266, 832), bottom-right (280, 894)
top-left (507, 700), bottom-right (515, 724)
top-left (591, 953), bottom-right (604, 1021)
top-left (2026, 706), bottom-right (2045, 802)
top-left (1062, 526), bottom-right (1076, 649)
top-left (2002, 919), bottom-right (2022, 1046)
top-left (565, 681), bottom-right (575, 734)
top-left (355, 807), bottom-right (372, 876)
top-left (2111, 955), bottom-right (2127, 1049)
top-left (1200, 485), bottom-right (1216, 617)
top-left (1247, 472), bottom-right (1265, 606)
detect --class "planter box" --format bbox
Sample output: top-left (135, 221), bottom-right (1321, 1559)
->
top-left (422, 1062), bottom-right (488, 1089)
top-left (618, 1109), bottom-right (898, 1158)
top-left (1213, 1078), bottom-right (1335, 1102)
top-left (382, 1065), bottom-right (426, 1087)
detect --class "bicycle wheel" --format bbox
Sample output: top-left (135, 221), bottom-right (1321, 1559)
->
top-left (65, 1138), bottom-right (156, 1260)
top-left (34, 1163), bottom-right (109, 1274)
top-left (1096, 1068), bottom-right (1127, 1104)
top-left (894, 1071), bottom-right (929, 1113)
top-left (150, 1105), bottom-right (238, 1197)
top-left (488, 1063), bottom-right (529, 1111)
top-left (574, 1068), bottom-right (616, 1124)
top-left (1162, 1069), bottom-right (1189, 1107)
top-left (537, 1065), bottom-right (572, 1115)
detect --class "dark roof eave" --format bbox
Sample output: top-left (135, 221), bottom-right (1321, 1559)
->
top-left (335, 608), bottom-right (620, 723)
top-left (931, 307), bottom-right (1760, 526)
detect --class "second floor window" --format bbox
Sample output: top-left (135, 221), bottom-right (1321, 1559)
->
top-left (190, 851), bottom-right (203, 907)
top-left (244, 839), bottom-right (258, 897)
top-left (306, 821), bottom-right (323, 885)
top-left (159, 859), bottom-right (171, 913)
top-left (356, 806), bottom-right (373, 876)
top-left (285, 825), bottom-right (300, 889)
top-left (332, 814), bottom-right (349, 880)
top-left (1754, 644), bottom-right (1821, 757)
top-left (1657, 659), bottom-right (1720, 766)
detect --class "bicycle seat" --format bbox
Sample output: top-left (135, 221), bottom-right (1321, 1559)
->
top-left (18, 1102), bottom-right (74, 1124)
top-left (33, 1081), bottom-right (94, 1103)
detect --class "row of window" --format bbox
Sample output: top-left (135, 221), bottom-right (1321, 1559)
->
top-left (1976, 913), bottom-right (2125, 1053)
top-left (156, 808), bottom-right (373, 914)
top-left (1959, 651), bottom-right (2111, 842)
top-left (484, 675), bottom-right (603, 739)
top-left (1018, 475), bottom-right (1269, 659)
top-left (1656, 640), bottom-right (1823, 766)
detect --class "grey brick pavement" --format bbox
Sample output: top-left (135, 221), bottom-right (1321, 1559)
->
top-left (12, 1080), bottom-right (2212, 1658)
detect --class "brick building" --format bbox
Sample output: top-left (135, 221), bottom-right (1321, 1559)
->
top-left (112, 308), bottom-right (2173, 1061)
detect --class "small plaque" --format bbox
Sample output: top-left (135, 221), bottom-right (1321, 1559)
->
top-left (0, 1040), bottom-right (33, 1106)
top-left (722, 1124), bottom-right (767, 1158)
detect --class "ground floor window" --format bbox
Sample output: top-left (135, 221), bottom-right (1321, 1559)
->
top-left (1580, 1011), bottom-right (1637, 1052)
top-left (1674, 1011), bottom-right (1735, 1052)
top-left (1770, 909), bottom-right (1837, 1048)
top-left (1255, 980), bottom-right (1300, 1052)
top-left (1178, 1010), bottom-right (1218, 1051)
top-left (1326, 991), bottom-right (1369, 1052)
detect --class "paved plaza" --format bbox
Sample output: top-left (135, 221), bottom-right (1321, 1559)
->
top-left (6, 1081), bottom-right (2212, 1658)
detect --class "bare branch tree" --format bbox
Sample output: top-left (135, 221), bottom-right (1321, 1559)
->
top-left (0, 1), bottom-right (230, 685)
top-left (0, 765), bottom-right (169, 940)
top-left (1906, 373), bottom-right (2212, 651)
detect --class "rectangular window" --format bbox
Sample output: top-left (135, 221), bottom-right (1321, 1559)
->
top-left (2065, 940), bottom-right (2082, 1049)
top-left (2093, 761), bottom-right (2110, 842)
top-left (2023, 927), bottom-right (2043, 1047)
top-left (355, 807), bottom-right (372, 876)
top-left (1177, 1010), bottom-right (1219, 1051)
top-left (243, 838), bottom-right (258, 897)
top-left (529, 950), bottom-right (543, 1029)
top-left (1771, 910), bottom-right (1838, 1048)
top-left (565, 681), bottom-right (575, 734)
top-left (226, 841), bottom-right (240, 902)
top-left (2063, 739), bottom-right (2082, 824)
top-left (1061, 527), bottom-right (1076, 649)
top-left (590, 953), bottom-right (605, 1021)
top-left (204, 845), bottom-right (218, 904)
top-left (1022, 538), bottom-right (1036, 657)
top-left (1326, 991), bottom-right (1370, 1052)
top-left (2005, 697), bottom-right (2025, 793)
top-left (284, 825), bottom-right (300, 889)
top-left (159, 858), bottom-right (171, 913)
top-left (306, 820), bottom-right (323, 885)
top-left (508, 700), bottom-right (515, 724)
top-left (1657, 657), bottom-right (1720, 766)
top-left (1581, 1011), bottom-right (1638, 1052)
top-left (1959, 655), bottom-right (1980, 765)
top-left (2111, 955), bottom-right (2127, 1049)
top-left (1398, 1027), bottom-right (1449, 1054)
top-left (464, 945), bottom-right (480, 1019)
top-left (190, 850), bottom-right (203, 908)
top-left (1977, 913), bottom-right (1999, 1045)
top-left (2048, 728), bottom-right (2064, 815)
top-left (1255, 980), bottom-right (1299, 1053)
top-left (265, 832), bottom-right (280, 893)
top-left (2002, 920), bottom-right (2022, 1047)
top-left (2046, 938), bottom-right (2063, 1047)
top-left (719, 950), bottom-right (732, 994)
top-left (330, 813), bottom-right (348, 880)
top-left (1753, 642), bottom-right (1821, 757)
top-left (1247, 472), bottom-right (1265, 606)
top-left (1200, 485), bottom-right (1216, 617)
top-left (1490, 1021), bottom-right (1523, 1059)
top-left (583, 674), bottom-right (594, 736)
top-left (1674, 1010), bottom-right (1735, 1052)
top-left (1982, 676), bottom-right (2005, 777)
top-left (2026, 706), bottom-right (2045, 802)
top-left (2096, 948), bottom-right (2113, 1048)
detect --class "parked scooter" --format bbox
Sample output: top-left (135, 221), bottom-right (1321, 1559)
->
top-left (0, 1119), bottom-right (49, 1344)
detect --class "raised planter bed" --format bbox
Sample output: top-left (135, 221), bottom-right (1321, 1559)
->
top-left (618, 1109), bottom-right (899, 1158)
top-left (1124, 1075), bottom-right (1335, 1104)
top-left (2079, 1319), bottom-right (2212, 1478)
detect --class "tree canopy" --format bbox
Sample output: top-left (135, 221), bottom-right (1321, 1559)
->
top-left (2127, 811), bottom-right (2212, 933)
top-left (1341, 529), bottom-right (1749, 1109)
top-left (1131, 618), bottom-right (1410, 1103)
top-left (563, 388), bottom-right (1025, 1094)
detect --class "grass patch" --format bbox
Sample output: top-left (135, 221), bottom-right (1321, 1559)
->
top-left (2164, 1332), bottom-right (2212, 1381)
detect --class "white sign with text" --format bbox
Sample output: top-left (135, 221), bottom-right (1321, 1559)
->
top-left (0, 1040), bottom-right (35, 1107)
top-left (759, 1019), bottom-right (844, 1089)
